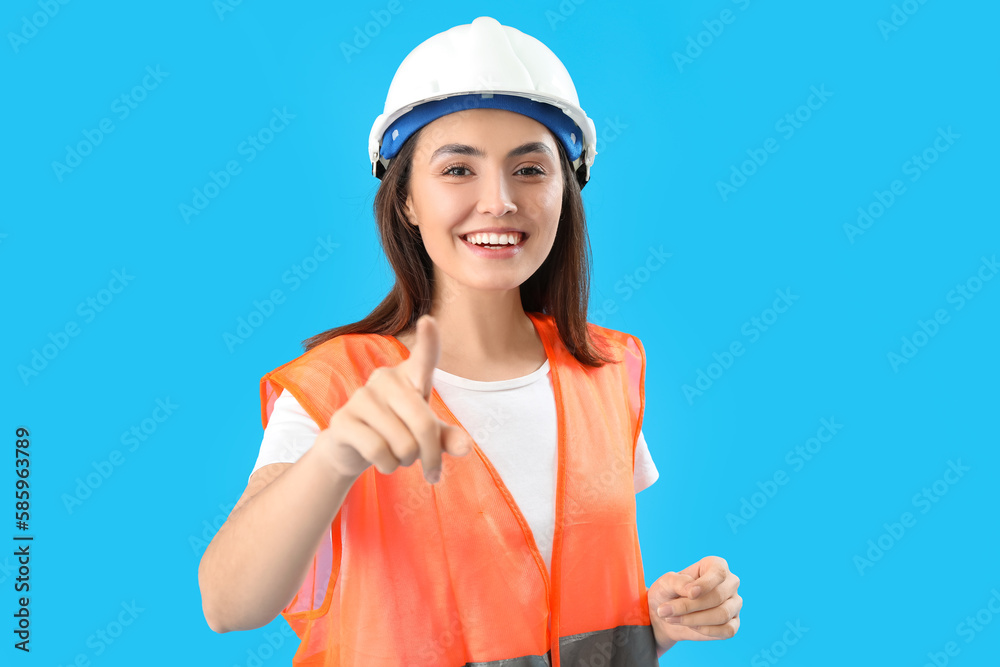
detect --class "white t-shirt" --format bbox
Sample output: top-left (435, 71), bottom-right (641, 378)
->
top-left (251, 358), bottom-right (659, 572)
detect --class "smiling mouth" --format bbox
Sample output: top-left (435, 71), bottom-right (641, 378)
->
top-left (460, 231), bottom-right (527, 248)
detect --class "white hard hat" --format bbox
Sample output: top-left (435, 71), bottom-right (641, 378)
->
top-left (368, 16), bottom-right (598, 188)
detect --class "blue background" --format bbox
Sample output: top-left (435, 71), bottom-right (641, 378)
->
top-left (3, 0), bottom-right (998, 665)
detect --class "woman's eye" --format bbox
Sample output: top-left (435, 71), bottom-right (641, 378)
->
top-left (441, 164), bottom-right (545, 177)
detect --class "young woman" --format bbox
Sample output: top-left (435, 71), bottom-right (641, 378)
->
top-left (199, 16), bottom-right (741, 666)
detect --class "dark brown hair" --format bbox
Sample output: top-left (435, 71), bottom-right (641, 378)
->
top-left (301, 122), bottom-right (615, 367)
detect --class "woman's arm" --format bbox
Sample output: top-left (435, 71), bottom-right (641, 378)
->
top-left (197, 443), bottom-right (356, 633)
top-left (200, 315), bottom-right (470, 633)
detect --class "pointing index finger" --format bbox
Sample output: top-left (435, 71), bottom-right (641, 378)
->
top-left (403, 315), bottom-right (440, 400)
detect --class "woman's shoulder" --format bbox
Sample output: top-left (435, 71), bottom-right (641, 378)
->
top-left (585, 319), bottom-right (645, 350)
top-left (268, 331), bottom-right (399, 378)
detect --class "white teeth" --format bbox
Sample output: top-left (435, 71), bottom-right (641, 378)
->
top-left (463, 232), bottom-right (522, 246)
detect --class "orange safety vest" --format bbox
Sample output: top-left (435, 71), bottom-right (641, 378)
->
top-left (259, 311), bottom-right (657, 666)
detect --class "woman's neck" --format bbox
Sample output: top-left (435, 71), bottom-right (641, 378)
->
top-left (395, 290), bottom-right (547, 381)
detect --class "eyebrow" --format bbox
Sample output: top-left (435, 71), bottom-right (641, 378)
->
top-left (429, 141), bottom-right (554, 162)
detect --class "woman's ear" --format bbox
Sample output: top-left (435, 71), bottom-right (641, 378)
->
top-left (404, 194), bottom-right (418, 228)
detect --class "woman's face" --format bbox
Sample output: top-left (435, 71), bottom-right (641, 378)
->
top-left (404, 108), bottom-right (564, 298)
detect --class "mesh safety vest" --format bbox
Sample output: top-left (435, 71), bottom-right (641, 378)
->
top-left (259, 311), bottom-right (658, 666)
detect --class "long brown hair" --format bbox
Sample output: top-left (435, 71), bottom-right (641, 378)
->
top-left (301, 122), bottom-right (615, 367)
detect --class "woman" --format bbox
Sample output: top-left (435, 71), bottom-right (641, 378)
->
top-left (199, 16), bottom-right (741, 665)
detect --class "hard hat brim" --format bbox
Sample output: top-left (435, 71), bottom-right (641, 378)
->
top-left (370, 92), bottom-right (596, 187)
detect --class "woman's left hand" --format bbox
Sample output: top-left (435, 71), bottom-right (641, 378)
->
top-left (647, 555), bottom-right (742, 647)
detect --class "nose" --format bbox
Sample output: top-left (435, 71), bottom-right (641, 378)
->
top-left (476, 169), bottom-right (517, 217)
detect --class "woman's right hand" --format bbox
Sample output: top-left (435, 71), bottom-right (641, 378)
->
top-left (317, 314), bottom-right (473, 485)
